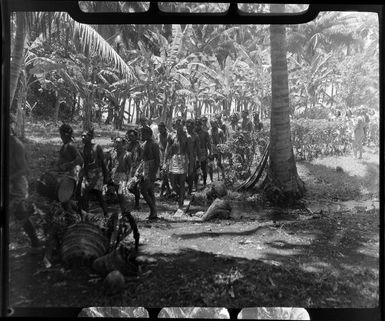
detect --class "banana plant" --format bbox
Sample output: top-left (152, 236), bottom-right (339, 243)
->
top-left (10, 11), bottom-right (136, 131)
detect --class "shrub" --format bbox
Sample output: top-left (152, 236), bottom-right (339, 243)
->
top-left (218, 128), bottom-right (269, 185)
top-left (219, 118), bottom-right (358, 184)
top-left (291, 118), bottom-right (353, 161)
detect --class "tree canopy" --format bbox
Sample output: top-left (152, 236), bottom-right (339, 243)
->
top-left (10, 6), bottom-right (379, 129)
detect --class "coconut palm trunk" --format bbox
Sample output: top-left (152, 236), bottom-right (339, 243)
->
top-left (264, 4), bottom-right (305, 204)
top-left (10, 12), bottom-right (27, 110)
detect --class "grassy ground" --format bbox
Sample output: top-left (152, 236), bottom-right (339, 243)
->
top-left (8, 121), bottom-right (380, 312)
top-left (297, 149), bottom-right (379, 202)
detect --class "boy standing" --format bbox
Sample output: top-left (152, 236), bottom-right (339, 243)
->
top-left (139, 126), bottom-right (160, 220)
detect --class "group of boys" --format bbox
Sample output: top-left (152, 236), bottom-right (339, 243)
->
top-left (8, 110), bottom-right (262, 251)
top-left (158, 115), bottom-right (227, 210)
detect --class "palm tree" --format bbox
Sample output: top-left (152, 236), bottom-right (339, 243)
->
top-left (264, 4), bottom-right (305, 205)
top-left (10, 12), bottom-right (27, 108)
top-left (10, 11), bottom-right (136, 131)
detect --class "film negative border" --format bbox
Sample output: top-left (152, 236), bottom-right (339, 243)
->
top-left (1, 1), bottom-right (384, 320)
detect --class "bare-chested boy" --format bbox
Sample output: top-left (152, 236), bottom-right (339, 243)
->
top-left (195, 118), bottom-right (211, 187)
top-left (164, 118), bottom-right (190, 209)
top-left (185, 119), bottom-right (201, 194)
top-left (107, 136), bottom-right (140, 249)
top-left (157, 122), bottom-right (171, 197)
top-left (125, 128), bottom-right (142, 209)
top-left (139, 126), bottom-right (160, 220)
top-left (79, 128), bottom-right (109, 217)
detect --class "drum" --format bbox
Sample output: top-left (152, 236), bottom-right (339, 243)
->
top-left (36, 172), bottom-right (76, 202)
top-left (61, 223), bottom-right (108, 265)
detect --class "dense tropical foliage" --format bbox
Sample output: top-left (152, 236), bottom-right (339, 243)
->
top-left (10, 5), bottom-right (378, 129)
top-left (10, 4), bottom-right (379, 176)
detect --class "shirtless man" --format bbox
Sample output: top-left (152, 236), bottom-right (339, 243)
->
top-left (185, 119), bottom-right (201, 194)
top-left (139, 126), bottom-right (160, 220)
top-left (200, 115), bottom-right (210, 132)
top-left (195, 118), bottom-right (211, 187)
top-left (125, 128), bottom-right (142, 209)
top-left (215, 113), bottom-right (228, 142)
top-left (165, 118), bottom-right (190, 209)
top-left (157, 122), bottom-right (171, 197)
top-left (107, 136), bottom-right (140, 249)
top-left (107, 137), bottom-right (133, 211)
top-left (79, 128), bottom-right (109, 217)
top-left (56, 124), bottom-right (83, 207)
top-left (57, 124), bottom-right (83, 176)
top-left (9, 116), bottom-right (42, 252)
top-left (209, 119), bottom-right (225, 181)
top-left (241, 110), bottom-right (253, 133)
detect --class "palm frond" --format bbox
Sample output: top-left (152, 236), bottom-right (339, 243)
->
top-left (170, 71), bottom-right (191, 88)
top-left (176, 89), bottom-right (193, 96)
top-left (63, 13), bottom-right (135, 81)
top-left (98, 69), bottom-right (120, 82)
top-left (169, 24), bottom-right (183, 62)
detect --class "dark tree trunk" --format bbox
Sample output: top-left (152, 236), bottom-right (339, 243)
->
top-left (117, 97), bottom-right (126, 130)
top-left (83, 97), bottom-right (92, 131)
top-left (135, 100), bottom-right (141, 124)
top-left (263, 3), bottom-right (305, 206)
top-left (10, 12), bottom-right (27, 107)
top-left (127, 98), bottom-right (133, 123)
top-left (53, 92), bottom-right (60, 123)
top-left (71, 94), bottom-right (77, 122)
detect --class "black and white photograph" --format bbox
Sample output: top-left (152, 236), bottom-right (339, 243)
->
top-left (4, 1), bottom-right (380, 316)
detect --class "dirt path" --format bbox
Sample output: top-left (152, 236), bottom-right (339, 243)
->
top-left (9, 195), bottom-right (379, 308)
top-left (8, 130), bottom-right (380, 310)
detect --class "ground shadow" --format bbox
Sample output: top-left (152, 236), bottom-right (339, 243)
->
top-left (9, 130), bottom-right (379, 311)
top-left (299, 160), bottom-right (379, 200)
top-left (9, 243), bottom-right (378, 309)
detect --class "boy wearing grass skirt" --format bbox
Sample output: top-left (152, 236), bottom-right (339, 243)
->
top-left (56, 124), bottom-right (83, 211)
top-left (107, 136), bottom-right (140, 250)
top-left (186, 119), bottom-right (201, 194)
top-left (195, 118), bottom-right (211, 188)
top-left (57, 123), bottom-right (83, 181)
top-left (125, 128), bottom-right (142, 209)
top-left (79, 128), bottom-right (109, 217)
top-left (164, 118), bottom-right (190, 209)
top-left (157, 122), bottom-right (172, 197)
top-left (138, 126), bottom-right (160, 220)
top-left (107, 136), bottom-right (135, 210)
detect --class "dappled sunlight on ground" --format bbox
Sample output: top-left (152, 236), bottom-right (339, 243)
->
top-left (311, 150), bottom-right (379, 178)
top-left (296, 148), bottom-right (379, 201)
top-left (8, 122), bottom-right (379, 308)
